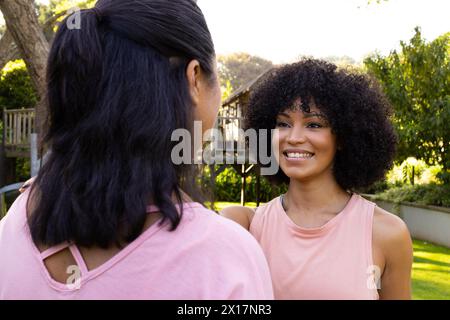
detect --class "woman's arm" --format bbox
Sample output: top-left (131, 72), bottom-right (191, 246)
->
top-left (220, 206), bottom-right (256, 231)
top-left (373, 206), bottom-right (414, 300)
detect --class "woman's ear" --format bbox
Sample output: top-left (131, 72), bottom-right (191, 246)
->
top-left (186, 59), bottom-right (201, 107)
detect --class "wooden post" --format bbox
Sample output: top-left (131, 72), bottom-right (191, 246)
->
top-left (1, 108), bottom-right (5, 187)
top-left (0, 143), bottom-right (5, 187)
top-left (209, 164), bottom-right (216, 209)
top-left (30, 133), bottom-right (39, 177)
top-left (240, 164), bottom-right (246, 206)
top-left (256, 165), bottom-right (261, 207)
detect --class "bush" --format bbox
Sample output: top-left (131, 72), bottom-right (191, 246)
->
top-left (15, 157), bottom-right (31, 182)
top-left (357, 179), bottom-right (390, 194)
top-left (372, 184), bottom-right (450, 208)
top-left (0, 60), bottom-right (38, 110)
top-left (201, 165), bottom-right (287, 203)
top-left (0, 60), bottom-right (36, 182)
top-left (387, 157), bottom-right (442, 185)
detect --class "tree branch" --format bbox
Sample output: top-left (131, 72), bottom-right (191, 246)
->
top-left (0, 5), bottom-right (82, 71)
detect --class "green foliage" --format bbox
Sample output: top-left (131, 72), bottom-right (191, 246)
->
top-left (216, 167), bottom-right (240, 202)
top-left (217, 52), bottom-right (274, 90)
top-left (203, 166), bottom-right (287, 203)
top-left (48, 0), bottom-right (97, 14)
top-left (0, 60), bottom-right (35, 181)
top-left (221, 80), bottom-right (233, 102)
top-left (38, 0), bottom-right (96, 21)
top-left (0, 60), bottom-right (38, 110)
top-left (364, 28), bottom-right (450, 183)
top-left (357, 179), bottom-right (390, 195)
top-left (213, 201), bottom-right (259, 212)
top-left (37, 0), bottom-right (96, 38)
top-left (15, 157), bottom-right (30, 182)
top-left (372, 184), bottom-right (450, 208)
top-left (386, 157), bottom-right (442, 186)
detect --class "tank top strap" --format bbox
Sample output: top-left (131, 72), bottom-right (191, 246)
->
top-left (250, 197), bottom-right (280, 241)
top-left (361, 196), bottom-right (376, 268)
top-left (40, 242), bottom-right (71, 260)
top-left (347, 195), bottom-right (376, 233)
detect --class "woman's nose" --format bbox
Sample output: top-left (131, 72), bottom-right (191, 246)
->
top-left (286, 125), bottom-right (307, 145)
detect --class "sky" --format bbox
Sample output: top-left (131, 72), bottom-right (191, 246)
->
top-left (3, 0), bottom-right (450, 64)
top-left (197, 0), bottom-right (450, 64)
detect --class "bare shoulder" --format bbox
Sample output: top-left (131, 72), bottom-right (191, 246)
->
top-left (372, 206), bottom-right (413, 299)
top-left (19, 176), bottom-right (37, 193)
top-left (220, 206), bottom-right (255, 230)
top-left (373, 206), bottom-right (413, 256)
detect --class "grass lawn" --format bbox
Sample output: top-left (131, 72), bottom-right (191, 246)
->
top-left (412, 239), bottom-right (450, 300)
top-left (215, 202), bottom-right (450, 300)
top-left (211, 201), bottom-right (259, 212)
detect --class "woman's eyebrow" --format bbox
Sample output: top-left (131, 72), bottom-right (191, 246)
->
top-left (303, 112), bottom-right (326, 119)
top-left (277, 112), bottom-right (291, 118)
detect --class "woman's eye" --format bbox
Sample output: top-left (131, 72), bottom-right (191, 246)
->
top-left (276, 121), bottom-right (290, 128)
top-left (307, 122), bottom-right (323, 129)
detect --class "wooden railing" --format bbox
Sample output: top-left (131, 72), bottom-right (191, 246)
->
top-left (3, 108), bottom-right (35, 147)
top-left (2, 108), bottom-right (35, 157)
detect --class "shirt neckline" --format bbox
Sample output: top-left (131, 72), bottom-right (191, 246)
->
top-left (277, 193), bottom-right (358, 237)
top-left (22, 191), bottom-right (204, 292)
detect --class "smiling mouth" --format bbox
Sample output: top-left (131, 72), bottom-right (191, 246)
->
top-left (283, 151), bottom-right (315, 160)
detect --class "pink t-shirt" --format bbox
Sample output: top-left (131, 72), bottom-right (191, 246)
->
top-left (250, 194), bottom-right (379, 300)
top-left (0, 188), bottom-right (273, 300)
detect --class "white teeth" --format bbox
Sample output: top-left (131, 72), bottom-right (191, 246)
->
top-left (286, 152), bottom-right (313, 159)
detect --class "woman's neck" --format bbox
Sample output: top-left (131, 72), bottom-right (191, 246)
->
top-left (284, 174), bottom-right (351, 217)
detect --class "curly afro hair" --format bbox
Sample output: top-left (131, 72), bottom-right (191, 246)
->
top-left (245, 58), bottom-right (397, 191)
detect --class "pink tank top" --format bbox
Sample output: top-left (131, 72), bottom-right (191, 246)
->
top-left (250, 193), bottom-right (379, 300)
top-left (0, 187), bottom-right (273, 300)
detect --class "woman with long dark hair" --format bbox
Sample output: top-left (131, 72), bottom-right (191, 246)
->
top-left (0, 0), bottom-right (273, 299)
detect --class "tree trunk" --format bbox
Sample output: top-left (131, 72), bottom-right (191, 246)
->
top-left (0, 0), bottom-right (49, 139)
top-left (0, 7), bottom-right (79, 71)
top-left (0, 30), bottom-right (20, 70)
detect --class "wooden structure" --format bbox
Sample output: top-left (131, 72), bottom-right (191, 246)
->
top-left (0, 108), bottom-right (35, 186)
top-left (211, 68), bottom-right (273, 206)
top-left (3, 108), bottom-right (35, 158)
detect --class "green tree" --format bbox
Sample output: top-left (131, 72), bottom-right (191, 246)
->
top-left (217, 52), bottom-right (274, 90)
top-left (0, 60), bottom-right (38, 110)
top-left (35, 0), bottom-right (95, 41)
top-left (364, 27), bottom-right (450, 183)
top-left (221, 79), bottom-right (233, 102)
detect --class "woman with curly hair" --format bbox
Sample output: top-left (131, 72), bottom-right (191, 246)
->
top-left (221, 59), bottom-right (413, 300)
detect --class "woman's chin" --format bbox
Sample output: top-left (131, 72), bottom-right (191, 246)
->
top-left (281, 169), bottom-right (313, 182)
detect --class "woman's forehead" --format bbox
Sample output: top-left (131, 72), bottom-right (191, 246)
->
top-left (279, 101), bottom-right (323, 116)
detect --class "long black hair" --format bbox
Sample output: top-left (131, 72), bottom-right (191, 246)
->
top-left (28, 0), bottom-right (216, 248)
